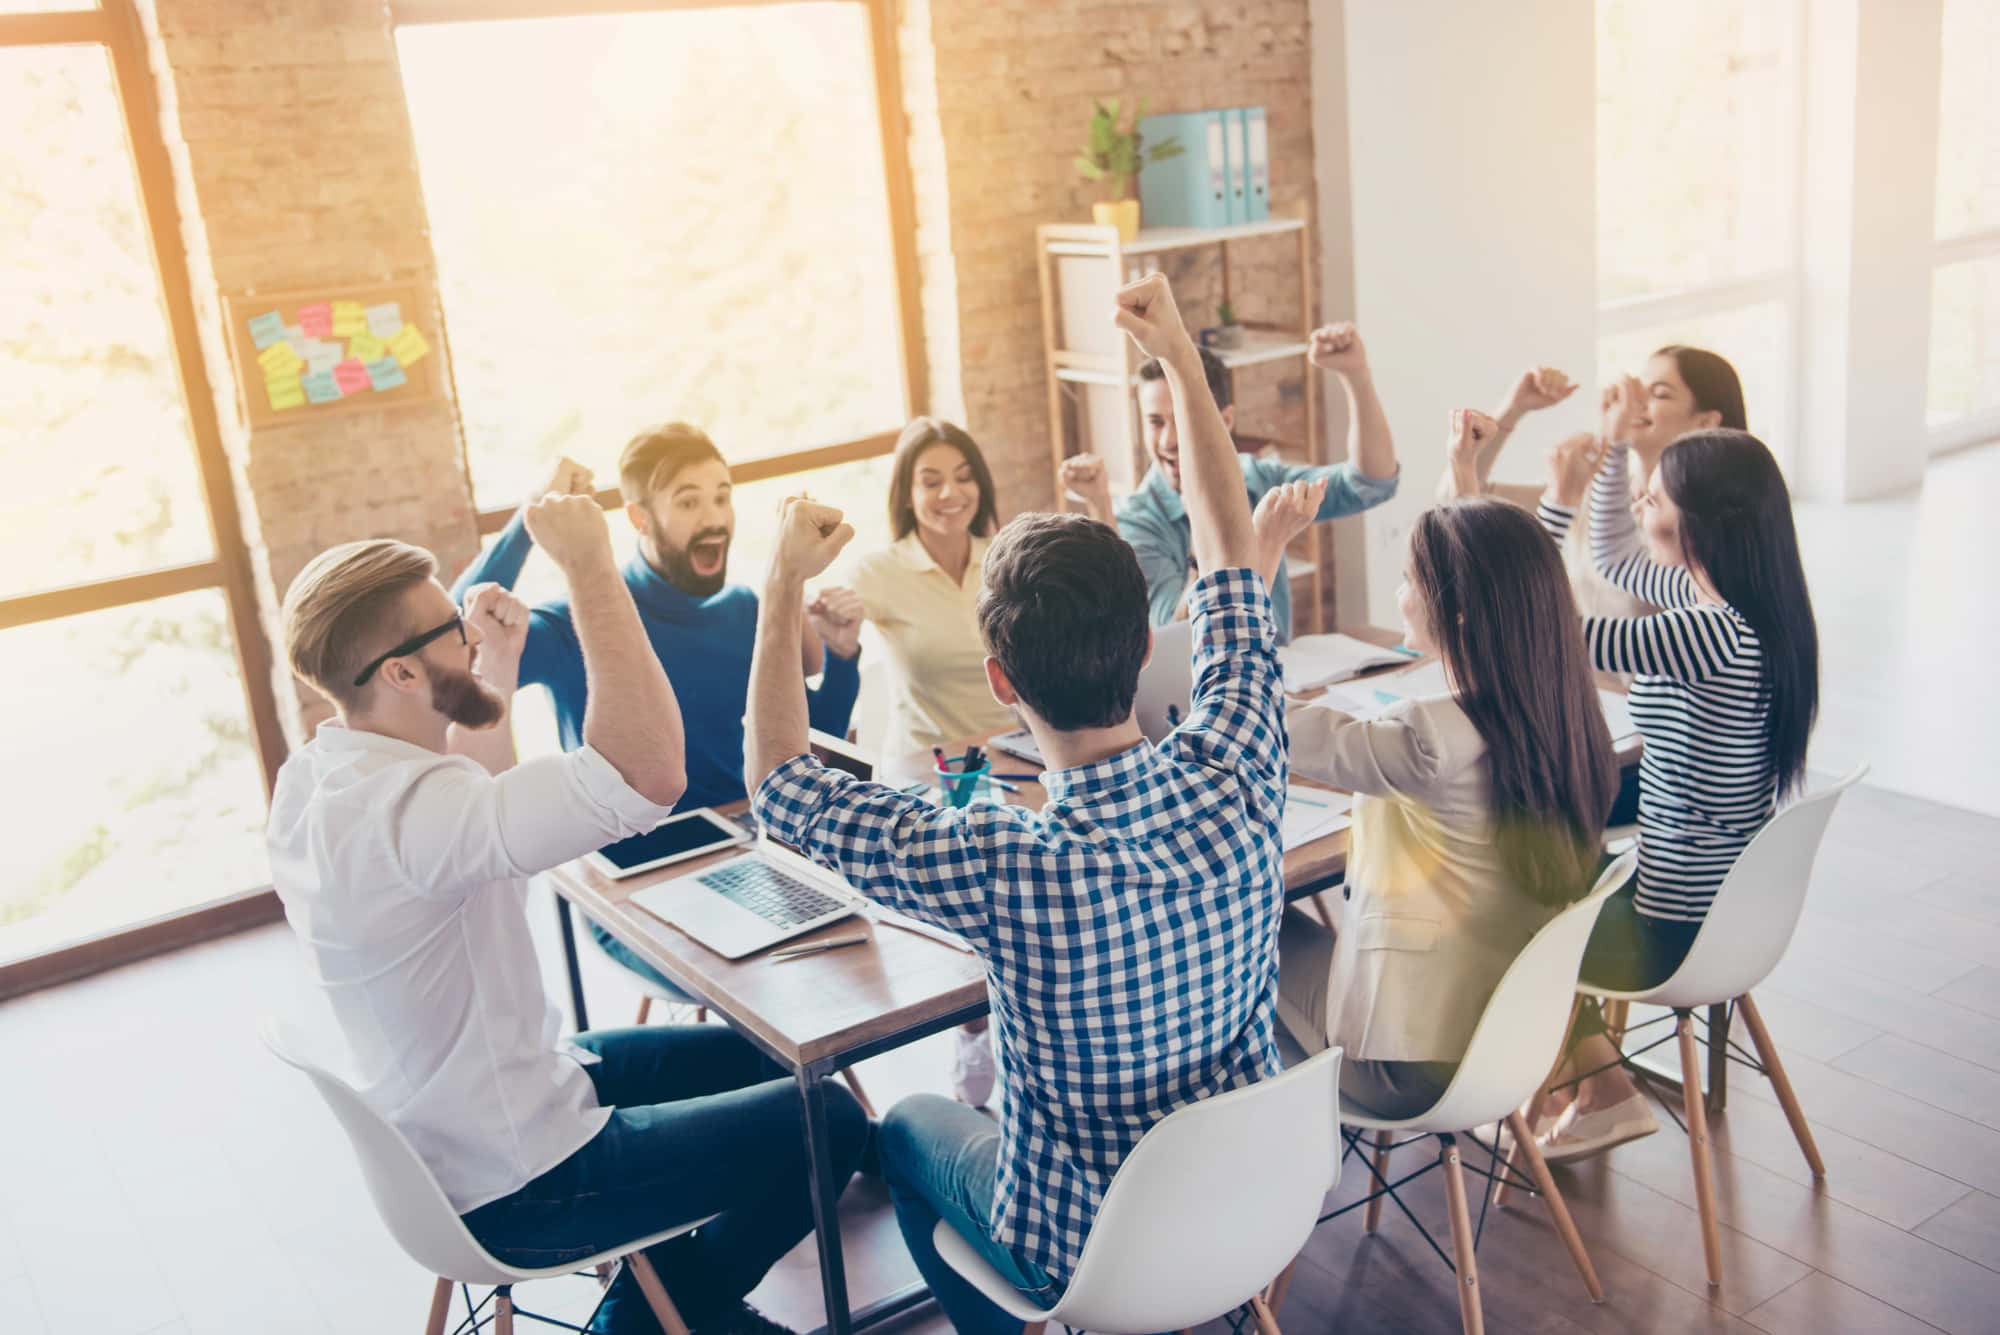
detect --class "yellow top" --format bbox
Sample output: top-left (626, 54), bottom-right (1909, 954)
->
top-left (849, 531), bottom-right (1017, 765)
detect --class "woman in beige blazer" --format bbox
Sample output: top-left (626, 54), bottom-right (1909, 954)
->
top-left (1275, 416), bottom-right (1621, 1118)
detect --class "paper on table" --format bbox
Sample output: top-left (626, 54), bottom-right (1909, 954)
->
top-left (1308, 659), bottom-right (1450, 720)
top-left (1278, 633), bottom-right (1414, 692)
top-left (1598, 688), bottom-right (1638, 743)
top-left (1282, 785), bottom-right (1354, 851)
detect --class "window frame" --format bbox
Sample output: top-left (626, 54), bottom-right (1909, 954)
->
top-left (0, 0), bottom-right (292, 995)
top-left (1926, 224), bottom-right (2000, 456)
top-left (387, 0), bottom-right (930, 531)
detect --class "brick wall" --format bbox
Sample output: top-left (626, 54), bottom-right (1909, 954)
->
top-left (134, 0), bottom-right (476, 740)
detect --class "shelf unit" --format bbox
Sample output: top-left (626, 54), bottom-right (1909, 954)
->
top-left (1034, 216), bottom-right (1328, 633)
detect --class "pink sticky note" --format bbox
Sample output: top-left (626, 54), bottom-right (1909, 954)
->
top-left (298, 303), bottom-right (332, 338)
top-left (333, 358), bottom-right (371, 395)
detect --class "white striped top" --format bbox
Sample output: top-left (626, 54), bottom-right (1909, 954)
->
top-left (1538, 498), bottom-right (1776, 922)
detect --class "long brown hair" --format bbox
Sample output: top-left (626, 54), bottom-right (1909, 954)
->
top-left (1410, 499), bottom-right (1619, 905)
top-left (887, 417), bottom-right (998, 541)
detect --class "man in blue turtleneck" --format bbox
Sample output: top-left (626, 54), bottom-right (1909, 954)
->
top-left (453, 423), bottom-right (862, 996)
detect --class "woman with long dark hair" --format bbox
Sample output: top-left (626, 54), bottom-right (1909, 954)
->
top-left (1271, 411), bottom-right (1620, 1118)
top-left (1534, 425), bottom-right (1818, 1160)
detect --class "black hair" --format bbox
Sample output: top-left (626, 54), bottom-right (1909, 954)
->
top-left (1658, 430), bottom-right (1819, 797)
top-left (975, 512), bottom-right (1150, 732)
top-left (1137, 346), bottom-right (1233, 411)
top-left (1654, 346), bottom-right (1748, 432)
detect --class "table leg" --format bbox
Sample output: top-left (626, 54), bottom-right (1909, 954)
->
top-left (556, 896), bottom-right (590, 1033)
top-left (1707, 1002), bottom-right (1730, 1115)
top-left (797, 1062), bottom-right (852, 1335)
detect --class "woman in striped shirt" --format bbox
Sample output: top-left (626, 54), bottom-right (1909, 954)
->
top-left (1533, 426), bottom-right (1819, 1161)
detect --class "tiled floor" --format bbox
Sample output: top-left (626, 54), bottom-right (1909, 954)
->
top-left (1, 778), bottom-right (1996, 1334)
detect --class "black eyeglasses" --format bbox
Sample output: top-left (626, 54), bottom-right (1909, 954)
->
top-left (352, 615), bottom-right (466, 687)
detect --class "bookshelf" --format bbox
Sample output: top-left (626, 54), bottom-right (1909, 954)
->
top-left (1034, 215), bottom-right (1329, 633)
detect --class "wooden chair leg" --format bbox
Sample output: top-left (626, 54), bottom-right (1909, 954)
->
top-left (1493, 1087), bottom-right (1548, 1210)
top-left (635, 995), bottom-right (652, 1025)
top-left (840, 1066), bottom-right (879, 1120)
top-left (1505, 1110), bottom-right (1604, 1302)
top-left (1738, 992), bottom-right (1825, 1177)
top-left (1363, 1129), bottom-right (1392, 1231)
top-left (1265, 1254), bottom-right (1300, 1315)
top-left (424, 1276), bottom-right (453, 1335)
top-left (1020, 1323), bottom-right (1047, 1335)
top-left (627, 1250), bottom-right (694, 1335)
top-left (696, 1006), bottom-right (708, 1024)
top-left (494, 1288), bottom-right (516, 1335)
top-left (1248, 1293), bottom-right (1284, 1335)
top-left (1439, 1139), bottom-right (1485, 1335)
top-left (1603, 998), bottom-right (1631, 1048)
top-left (1309, 892), bottom-right (1337, 931)
top-left (1676, 1012), bottom-right (1723, 1287)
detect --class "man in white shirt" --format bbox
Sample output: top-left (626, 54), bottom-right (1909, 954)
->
top-left (268, 493), bottom-right (865, 1335)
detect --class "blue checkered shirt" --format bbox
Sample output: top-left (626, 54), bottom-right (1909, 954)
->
top-left (751, 567), bottom-right (1289, 1286)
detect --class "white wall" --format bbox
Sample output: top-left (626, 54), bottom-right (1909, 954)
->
top-left (1329, 0), bottom-right (1598, 624)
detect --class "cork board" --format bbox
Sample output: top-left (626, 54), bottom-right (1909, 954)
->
top-left (222, 281), bottom-right (443, 429)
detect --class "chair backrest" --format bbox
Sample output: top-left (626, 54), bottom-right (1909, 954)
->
top-left (1417, 849), bottom-right (1639, 1132)
top-left (259, 1019), bottom-right (519, 1285)
top-left (1645, 765), bottom-right (1867, 1009)
top-left (1049, 1045), bottom-right (1343, 1333)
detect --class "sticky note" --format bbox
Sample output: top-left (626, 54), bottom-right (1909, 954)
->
top-left (333, 358), bottom-right (371, 394)
top-left (298, 303), bottom-right (332, 338)
top-left (346, 331), bottom-right (386, 363)
top-left (366, 356), bottom-right (408, 392)
top-left (386, 324), bottom-right (429, 367)
top-left (266, 374), bottom-right (305, 411)
top-left (302, 370), bottom-right (341, 404)
top-left (304, 343), bottom-right (342, 377)
top-left (257, 341), bottom-right (304, 376)
top-left (247, 311), bottom-right (285, 349)
top-left (331, 300), bottom-right (367, 338)
top-left (365, 302), bottom-right (403, 339)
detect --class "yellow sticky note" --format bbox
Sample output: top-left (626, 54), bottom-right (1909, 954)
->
top-left (347, 331), bottom-right (386, 362)
top-left (331, 300), bottom-right (367, 338)
top-left (386, 324), bottom-right (429, 367)
top-left (266, 374), bottom-right (305, 411)
top-left (256, 341), bottom-right (303, 376)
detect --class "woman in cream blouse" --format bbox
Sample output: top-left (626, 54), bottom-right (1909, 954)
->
top-left (1277, 414), bottom-right (1620, 1118)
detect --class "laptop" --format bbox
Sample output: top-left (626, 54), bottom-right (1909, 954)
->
top-left (989, 621), bottom-right (1197, 765)
top-left (629, 841), bottom-right (859, 960)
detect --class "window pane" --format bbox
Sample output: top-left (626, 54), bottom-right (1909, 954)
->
top-left (1927, 255), bottom-right (2000, 427)
top-left (1597, 0), bottom-right (1796, 300)
top-left (399, 6), bottom-right (906, 512)
top-left (0, 46), bottom-right (215, 600)
top-left (0, 0), bottom-right (95, 13)
top-left (0, 590), bottom-right (270, 965)
top-left (1937, 0), bottom-right (2000, 238)
top-left (1597, 300), bottom-right (1792, 474)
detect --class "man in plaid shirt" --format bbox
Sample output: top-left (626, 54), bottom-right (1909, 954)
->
top-left (743, 273), bottom-right (1288, 1334)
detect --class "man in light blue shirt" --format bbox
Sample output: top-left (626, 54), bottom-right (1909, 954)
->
top-left (1063, 332), bottom-right (1399, 640)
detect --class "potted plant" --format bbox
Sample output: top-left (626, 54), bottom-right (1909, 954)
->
top-left (1203, 299), bottom-right (1245, 350)
top-left (1076, 97), bottom-right (1182, 243)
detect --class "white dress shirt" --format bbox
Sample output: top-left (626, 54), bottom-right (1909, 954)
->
top-left (267, 719), bottom-right (675, 1212)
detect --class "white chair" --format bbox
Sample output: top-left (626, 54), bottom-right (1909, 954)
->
top-left (1319, 850), bottom-right (1635, 1335)
top-left (1573, 765), bottom-right (1867, 1290)
top-left (932, 1045), bottom-right (1344, 1335)
top-left (260, 1020), bottom-right (717, 1335)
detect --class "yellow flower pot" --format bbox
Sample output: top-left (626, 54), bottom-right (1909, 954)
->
top-left (1092, 198), bottom-right (1141, 243)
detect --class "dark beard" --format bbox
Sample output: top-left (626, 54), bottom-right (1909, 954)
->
top-left (657, 529), bottom-right (731, 597)
top-left (431, 664), bottom-right (506, 730)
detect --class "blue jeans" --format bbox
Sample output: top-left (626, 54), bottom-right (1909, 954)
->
top-left (589, 918), bottom-right (700, 1007)
top-left (462, 1025), bottom-right (869, 1334)
top-left (878, 1094), bottom-right (1061, 1335)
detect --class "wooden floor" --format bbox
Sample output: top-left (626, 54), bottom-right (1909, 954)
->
top-left (0, 777), bottom-right (1996, 1335)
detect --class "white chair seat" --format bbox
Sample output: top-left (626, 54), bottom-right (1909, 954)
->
top-left (930, 1223), bottom-right (1056, 1323)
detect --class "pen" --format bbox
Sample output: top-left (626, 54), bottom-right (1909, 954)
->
top-left (769, 934), bottom-right (871, 960)
top-left (932, 746), bottom-right (949, 773)
top-left (987, 772), bottom-right (1041, 782)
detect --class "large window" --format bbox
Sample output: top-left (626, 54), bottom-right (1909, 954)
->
top-left (1595, 0), bottom-right (1801, 469)
top-left (0, 9), bottom-right (283, 975)
top-left (1927, 0), bottom-right (2000, 447)
top-left (393, 0), bottom-right (921, 520)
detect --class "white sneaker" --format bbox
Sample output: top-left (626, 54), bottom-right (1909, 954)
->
top-left (1537, 1093), bottom-right (1658, 1164)
top-left (952, 1025), bottom-right (996, 1107)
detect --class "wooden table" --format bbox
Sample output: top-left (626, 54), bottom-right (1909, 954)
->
top-left (543, 626), bottom-right (1647, 1333)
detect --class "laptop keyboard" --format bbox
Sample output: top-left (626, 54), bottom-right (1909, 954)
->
top-left (698, 859), bottom-right (847, 929)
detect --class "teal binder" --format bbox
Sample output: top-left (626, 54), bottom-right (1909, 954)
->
top-left (1245, 106), bottom-right (1270, 221)
top-left (1138, 111), bottom-right (1230, 229)
top-left (1224, 108), bottom-right (1249, 224)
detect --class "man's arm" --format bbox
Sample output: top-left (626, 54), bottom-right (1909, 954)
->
top-left (527, 494), bottom-right (686, 807)
top-left (1122, 512), bottom-right (1196, 628)
top-left (448, 455), bottom-right (594, 602)
top-left (1114, 274), bottom-right (1257, 575)
top-left (1307, 323), bottom-right (1397, 483)
top-left (746, 497), bottom-right (857, 797)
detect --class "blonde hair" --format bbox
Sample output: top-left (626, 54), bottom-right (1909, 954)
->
top-left (282, 539), bottom-right (438, 708)
top-left (617, 422), bottom-right (724, 507)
